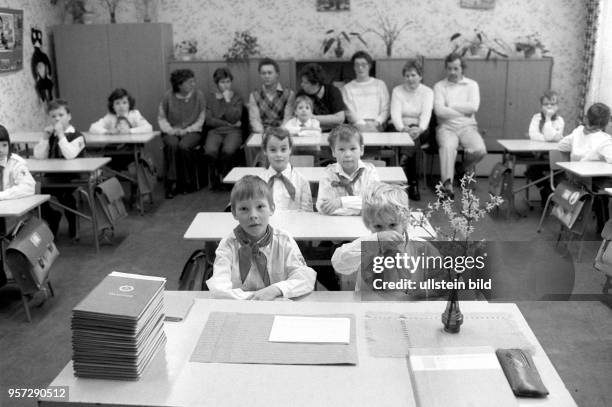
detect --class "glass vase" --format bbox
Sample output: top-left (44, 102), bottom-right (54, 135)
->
top-left (441, 283), bottom-right (463, 333)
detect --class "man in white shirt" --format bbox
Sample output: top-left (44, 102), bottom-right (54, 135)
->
top-left (433, 54), bottom-right (487, 198)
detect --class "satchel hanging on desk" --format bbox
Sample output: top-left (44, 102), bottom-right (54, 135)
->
top-left (94, 177), bottom-right (127, 229)
top-left (549, 181), bottom-right (592, 230)
top-left (6, 217), bottom-right (59, 295)
top-left (128, 154), bottom-right (157, 195)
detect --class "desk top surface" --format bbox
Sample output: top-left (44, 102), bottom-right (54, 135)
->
top-left (11, 131), bottom-right (42, 144)
top-left (497, 139), bottom-right (559, 152)
top-left (223, 167), bottom-right (407, 184)
top-left (83, 132), bottom-right (160, 145)
top-left (183, 211), bottom-right (435, 241)
top-left (556, 161), bottom-right (612, 177)
top-left (40, 293), bottom-right (576, 407)
top-left (26, 157), bottom-right (111, 173)
top-left (0, 194), bottom-right (49, 216)
top-left (246, 132), bottom-right (415, 148)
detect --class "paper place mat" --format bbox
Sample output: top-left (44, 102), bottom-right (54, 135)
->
top-left (365, 312), bottom-right (534, 358)
top-left (190, 312), bottom-right (358, 365)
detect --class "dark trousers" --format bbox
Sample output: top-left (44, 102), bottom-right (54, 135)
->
top-left (403, 127), bottom-right (434, 184)
top-left (204, 128), bottom-right (242, 186)
top-left (41, 187), bottom-right (78, 238)
top-left (162, 132), bottom-right (201, 187)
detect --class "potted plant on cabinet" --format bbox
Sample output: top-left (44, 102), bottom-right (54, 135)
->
top-left (450, 29), bottom-right (509, 59)
top-left (514, 33), bottom-right (549, 58)
top-left (321, 29), bottom-right (367, 58)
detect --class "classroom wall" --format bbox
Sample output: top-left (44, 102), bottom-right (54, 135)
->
top-left (0, 0), bottom-right (62, 132)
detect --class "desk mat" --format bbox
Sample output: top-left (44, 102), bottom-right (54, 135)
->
top-left (365, 312), bottom-right (535, 358)
top-left (190, 312), bottom-right (358, 365)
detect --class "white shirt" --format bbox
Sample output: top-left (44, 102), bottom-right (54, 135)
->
top-left (0, 153), bottom-right (36, 200)
top-left (528, 113), bottom-right (565, 142)
top-left (390, 83), bottom-right (434, 132)
top-left (33, 125), bottom-right (85, 160)
top-left (262, 164), bottom-right (313, 212)
top-left (316, 160), bottom-right (380, 215)
top-left (283, 117), bottom-right (321, 136)
top-left (89, 110), bottom-right (153, 134)
top-left (342, 78), bottom-right (390, 125)
top-left (433, 77), bottom-right (480, 130)
top-left (207, 227), bottom-right (316, 300)
top-left (558, 126), bottom-right (612, 163)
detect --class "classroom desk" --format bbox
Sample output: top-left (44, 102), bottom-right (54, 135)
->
top-left (183, 211), bottom-right (436, 241)
top-left (84, 132), bottom-right (160, 214)
top-left (556, 161), bottom-right (612, 178)
top-left (40, 292), bottom-right (577, 407)
top-left (26, 158), bottom-right (111, 253)
top-left (245, 132), bottom-right (415, 166)
top-left (223, 166), bottom-right (408, 184)
top-left (10, 131), bottom-right (42, 157)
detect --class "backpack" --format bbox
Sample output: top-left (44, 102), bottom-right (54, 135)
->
top-left (94, 177), bottom-right (127, 230)
top-left (178, 249), bottom-right (213, 291)
top-left (488, 162), bottom-right (513, 214)
top-left (128, 154), bottom-right (158, 195)
top-left (550, 181), bottom-right (592, 231)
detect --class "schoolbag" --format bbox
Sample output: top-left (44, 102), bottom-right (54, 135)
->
top-left (488, 162), bottom-right (513, 214)
top-left (550, 181), bottom-right (592, 231)
top-left (128, 154), bottom-right (158, 195)
top-left (94, 177), bottom-right (127, 230)
top-left (178, 249), bottom-right (213, 291)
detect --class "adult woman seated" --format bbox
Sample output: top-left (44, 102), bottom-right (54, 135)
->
top-left (390, 59), bottom-right (433, 201)
top-left (296, 63), bottom-right (346, 130)
top-left (158, 69), bottom-right (206, 199)
top-left (204, 67), bottom-right (244, 189)
top-left (341, 51), bottom-right (389, 132)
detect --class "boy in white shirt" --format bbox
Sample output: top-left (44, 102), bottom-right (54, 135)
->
top-left (316, 124), bottom-right (380, 215)
top-left (0, 125), bottom-right (35, 201)
top-left (261, 127), bottom-right (313, 211)
top-left (332, 182), bottom-right (444, 298)
top-left (283, 95), bottom-right (322, 137)
top-left (207, 175), bottom-right (316, 300)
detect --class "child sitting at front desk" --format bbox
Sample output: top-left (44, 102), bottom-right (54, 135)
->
top-left (0, 124), bottom-right (35, 201)
top-left (207, 175), bottom-right (316, 300)
top-left (283, 95), bottom-right (321, 137)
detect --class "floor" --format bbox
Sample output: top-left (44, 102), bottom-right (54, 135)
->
top-left (0, 178), bottom-right (610, 407)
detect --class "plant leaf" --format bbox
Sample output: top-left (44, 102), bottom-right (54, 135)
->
top-left (341, 31), bottom-right (351, 42)
top-left (322, 38), bottom-right (335, 54)
top-left (450, 33), bottom-right (461, 41)
top-left (325, 29), bottom-right (334, 34)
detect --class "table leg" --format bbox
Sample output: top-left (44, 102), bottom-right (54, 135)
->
top-left (88, 176), bottom-right (100, 253)
top-left (134, 146), bottom-right (145, 215)
top-left (246, 146), bottom-right (256, 167)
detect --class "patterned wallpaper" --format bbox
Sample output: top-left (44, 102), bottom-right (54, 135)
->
top-left (0, 0), bottom-right (62, 132)
top-left (0, 0), bottom-right (587, 130)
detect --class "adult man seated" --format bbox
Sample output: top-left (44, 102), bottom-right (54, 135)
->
top-left (248, 57), bottom-right (295, 134)
top-left (433, 53), bottom-right (487, 198)
top-left (297, 63), bottom-right (346, 130)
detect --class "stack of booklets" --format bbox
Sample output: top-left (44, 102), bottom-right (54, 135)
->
top-left (71, 271), bottom-right (167, 380)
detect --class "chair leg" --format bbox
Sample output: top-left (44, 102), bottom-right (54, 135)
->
top-left (21, 294), bottom-right (32, 323)
top-left (603, 275), bottom-right (611, 294)
top-left (47, 281), bottom-right (55, 297)
top-left (536, 194), bottom-right (554, 232)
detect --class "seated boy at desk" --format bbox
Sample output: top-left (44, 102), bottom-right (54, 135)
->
top-left (332, 182), bottom-right (444, 298)
top-left (207, 175), bottom-right (316, 300)
top-left (283, 95), bottom-right (321, 137)
top-left (33, 99), bottom-right (86, 239)
top-left (260, 127), bottom-right (312, 211)
top-left (316, 124), bottom-right (379, 215)
top-left (0, 125), bottom-right (35, 201)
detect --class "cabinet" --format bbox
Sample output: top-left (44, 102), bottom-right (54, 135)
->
top-left (53, 23), bottom-right (173, 132)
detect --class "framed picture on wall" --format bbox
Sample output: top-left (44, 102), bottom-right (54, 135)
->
top-left (317, 0), bottom-right (350, 12)
top-left (460, 0), bottom-right (495, 10)
top-left (0, 8), bottom-right (23, 72)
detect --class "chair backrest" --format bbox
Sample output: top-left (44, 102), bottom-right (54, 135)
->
top-left (363, 159), bottom-right (386, 167)
top-left (290, 155), bottom-right (315, 167)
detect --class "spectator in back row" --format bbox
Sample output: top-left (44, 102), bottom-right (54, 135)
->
top-left (296, 63), bottom-right (346, 130)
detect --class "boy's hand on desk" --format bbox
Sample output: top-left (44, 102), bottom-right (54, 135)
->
top-left (251, 285), bottom-right (282, 301)
top-left (320, 198), bottom-right (342, 213)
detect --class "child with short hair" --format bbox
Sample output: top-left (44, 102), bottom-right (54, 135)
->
top-left (34, 99), bottom-right (86, 239)
top-left (0, 124), bottom-right (35, 200)
top-left (283, 95), bottom-right (321, 136)
top-left (316, 124), bottom-right (380, 215)
top-left (332, 182), bottom-right (443, 297)
top-left (558, 102), bottom-right (612, 162)
top-left (261, 127), bottom-right (313, 211)
top-left (207, 175), bottom-right (316, 300)
top-left (89, 88), bottom-right (153, 134)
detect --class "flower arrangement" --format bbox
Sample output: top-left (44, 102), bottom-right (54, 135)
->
top-left (514, 32), bottom-right (549, 58)
top-left (175, 39), bottom-right (198, 60)
top-left (223, 31), bottom-right (260, 62)
top-left (450, 29), bottom-right (509, 59)
top-left (50, 0), bottom-right (88, 24)
top-left (363, 13), bottom-right (411, 57)
top-left (321, 29), bottom-right (367, 58)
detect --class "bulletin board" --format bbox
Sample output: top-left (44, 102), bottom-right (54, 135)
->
top-left (0, 8), bottom-right (23, 72)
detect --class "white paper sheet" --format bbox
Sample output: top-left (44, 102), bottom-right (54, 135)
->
top-left (268, 316), bottom-right (350, 344)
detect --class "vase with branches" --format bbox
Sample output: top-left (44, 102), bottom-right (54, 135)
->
top-left (100, 0), bottom-right (120, 23)
top-left (321, 29), bottom-right (367, 58)
top-left (223, 31), bottom-right (260, 62)
top-left (50, 0), bottom-right (88, 23)
top-left (450, 29), bottom-right (510, 59)
top-left (411, 173), bottom-right (504, 332)
top-left (363, 13), bottom-right (411, 57)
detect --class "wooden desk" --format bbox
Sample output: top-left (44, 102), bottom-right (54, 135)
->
top-left (83, 132), bottom-right (160, 214)
top-left (556, 161), bottom-right (612, 178)
top-left (40, 293), bottom-right (577, 407)
top-left (26, 158), bottom-right (111, 252)
top-left (605, 188), bottom-right (612, 196)
top-left (245, 132), bottom-right (415, 165)
top-left (183, 211), bottom-right (436, 241)
top-left (10, 131), bottom-right (43, 157)
top-left (497, 139), bottom-right (559, 154)
top-left (223, 166), bottom-right (407, 184)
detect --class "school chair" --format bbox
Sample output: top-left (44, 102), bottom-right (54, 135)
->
top-left (290, 155), bottom-right (315, 167)
top-left (536, 150), bottom-right (569, 232)
top-left (594, 219), bottom-right (612, 294)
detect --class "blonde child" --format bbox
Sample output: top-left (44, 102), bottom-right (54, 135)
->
top-left (525, 90), bottom-right (565, 205)
top-left (206, 175), bottom-right (316, 300)
top-left (0, 125), bottom-right (35, 201)
top-left (283, 95), bottom-right (321, 136)
top-left (332, 182), bottom-right (443, 298)
top-left (261, 127), bottom-right (313, 211)
top-left (89, 88), bottom-right (153, 134)
top-left (316, 124), bottom-right (380, 215)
